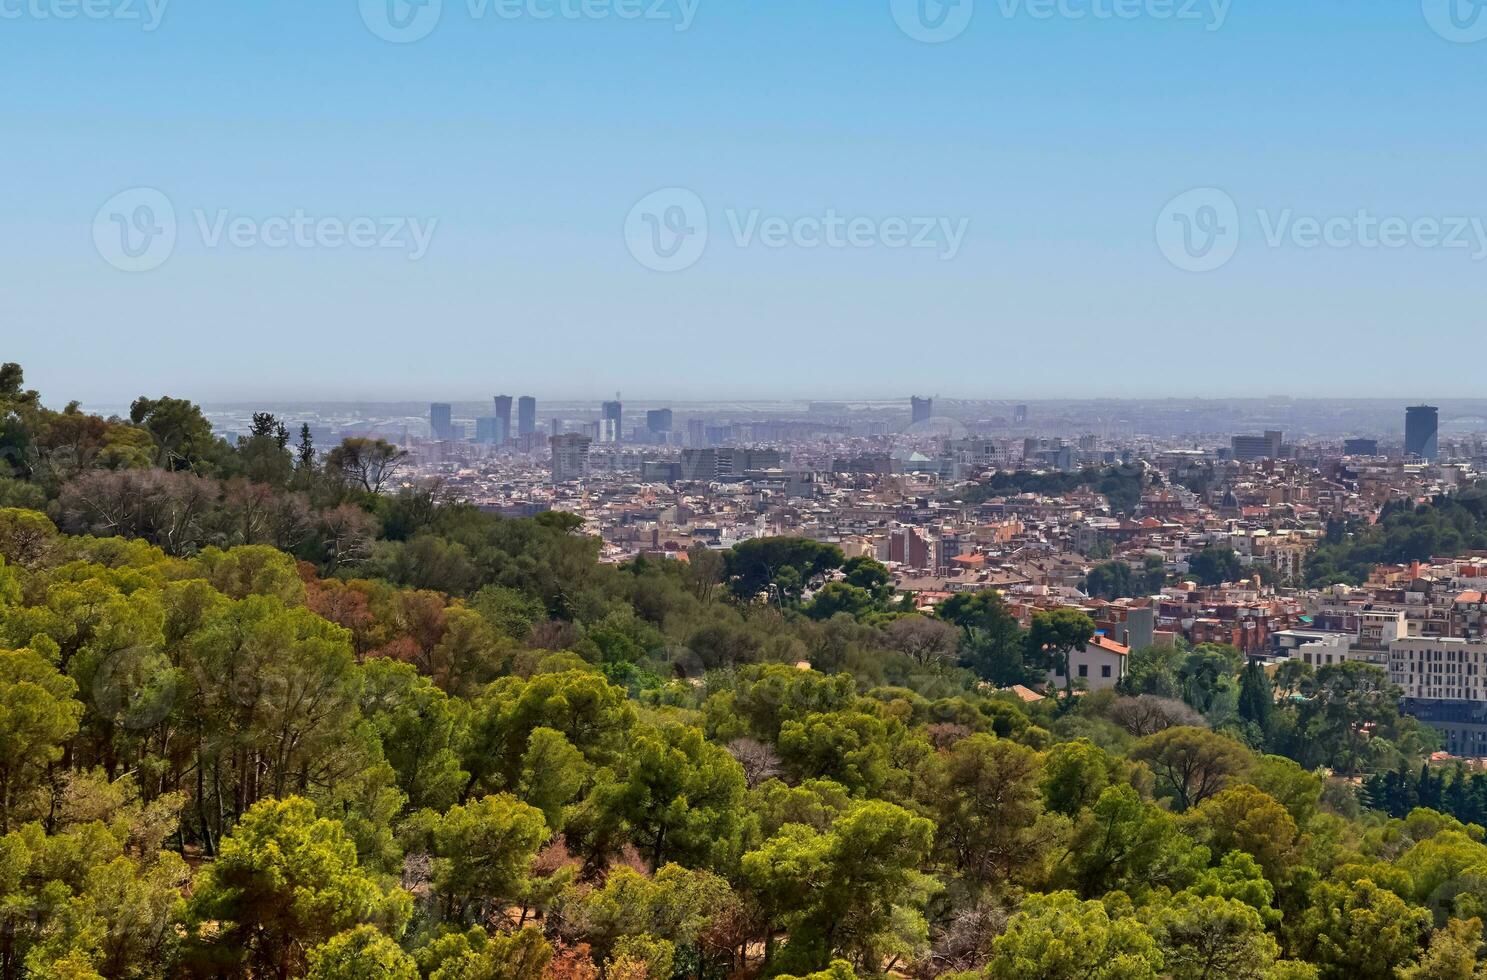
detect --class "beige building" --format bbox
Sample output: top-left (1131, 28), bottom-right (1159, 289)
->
top-left (1389, 637), bottom-right (1487, 703)
top-left (1048, 635), bottom-right (1129, 692)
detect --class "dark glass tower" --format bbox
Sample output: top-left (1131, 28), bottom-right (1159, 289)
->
top-left (1406, 405), bottom-right (1439, 461)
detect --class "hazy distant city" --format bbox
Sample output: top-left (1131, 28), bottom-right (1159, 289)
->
top-left (113, 393), bottom-right (1486, 567)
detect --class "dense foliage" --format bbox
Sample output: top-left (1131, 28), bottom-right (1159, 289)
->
top-left (1305, 488), bottom-right (1487, 586)
top-left (958, 466), bottom-right (1148, 517)
top-left (1, 364), bottom-right (1485, 978)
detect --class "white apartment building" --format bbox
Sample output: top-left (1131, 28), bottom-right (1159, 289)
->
top-left (1389, 637), bottom-right (1487, 703)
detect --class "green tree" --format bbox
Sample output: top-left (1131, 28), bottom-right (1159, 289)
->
top-left (416, 927), bottom-right (551, 980)
top-left (936, 590), bottom-right (1028, 685)
top-left (0, 646), bottom-right (84, 832)
top-left (516, 727), bottom-right (588, 832)
top-left (1131, 727), bottom-right (1253, 812)
top-left (359, 658), bottom-right (469, 813)
top-left (777, 710), bottom-right (897, 798)
top-left (741, 801), bottom-right (933, 973)
top-left (724, 538), bottom-right (844, 607)
top-left (182, 797), bottom-right (410, 979)
top-left (128, 395), bottom-right (220, 471)
top-left (1238, 661), bottom-right (1274, 734)
top-left (1288, 877), bottom-right (1430, 980)
top-left (1028, 608), bottom-right (1096, 701)
top-left (1055, 784), bottom-right (1206, 899)
top-left (592, 724), bottom-right (746, 872)
top-left (803, 583), bottom-right (877, 622)
top-left (416, 794), bottom-right (548, 926)
top-left (985, 891), bottom-right (1163, 980)
top-left (306, 926), bottom-right (419, 980)
top-left (929, 733), bottom-right (1057, 893)
top-left (1189, 547), bottom-right (1243, 587)
top-left (1398, 916), bottom-right (1487, 980)
top-left (1148, 893), bottom-right (1281, 980)
top-left (326, 438), bottom-right (408, 495)
top-left (1040, 738), bottom-right (1123, 817)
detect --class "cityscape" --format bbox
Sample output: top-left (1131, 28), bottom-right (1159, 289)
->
top-left (12, 0), bottom-right (1487, 973)
top-left (173, 392), bottom-right (1487, 754)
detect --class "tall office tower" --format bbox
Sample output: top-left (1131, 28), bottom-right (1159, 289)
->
top-left (911, 396), bottom-right (933, 424)
top-left (493, 396), bottom-right (513, 445)
top-left (430, 403), bottom-right (453, 441)
top-left (1014, 404), bottom-right (1029, 424)
top-left (647, 408), bottom-right (674, 435)
top-left (517, 396), bottom-right (536, 438)
top-left (687, 418), bottom-right (706, 447)
top-left (550, 434), bottom-right (592, 482)
top-left (1406, 405), bottom-right (1440, 461)
top-left (601, 399), bottom-right (622, 442)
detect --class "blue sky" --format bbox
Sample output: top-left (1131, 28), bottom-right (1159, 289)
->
top-left (3, 0), bottom-right (1483, 403)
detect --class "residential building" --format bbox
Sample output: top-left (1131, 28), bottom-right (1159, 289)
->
top-left (550, 433), bottom-right (592, 482)
top-left (1048, 635), bottom-right (1129, 692)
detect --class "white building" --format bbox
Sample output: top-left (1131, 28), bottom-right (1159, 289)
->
top-left (1389, 637), bottom-right (1487, 703)
top-left (1048, 635), bottom-right (1130, 692)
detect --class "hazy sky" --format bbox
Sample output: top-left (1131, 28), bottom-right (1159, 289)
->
top-left (4, 0), bottom-right (1483, 404)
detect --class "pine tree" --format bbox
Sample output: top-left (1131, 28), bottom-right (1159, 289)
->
top-left (297, 423), bottom-right (316, 469)
top-left (1237, 661), bottom-right (1273, 735)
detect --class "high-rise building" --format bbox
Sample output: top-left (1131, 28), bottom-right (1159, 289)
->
top-left (1014, 404), bottom-right (1029, 424)
top-left (1231, 430), bottom-right (1283, 462)
top-left (602, 400), bottom-right (622, 443)
top-left (430, 403), bottom-right (453, 441)
top-left (1406, 405), bottom-right (1440, 461)
top-left (687, 419), bottom-right (706, 447)
top-left (475, 417), bottom-right (507, 444)
top-left (493, 396), bottom-right (513, 446)
top-left (550, 434), bottom-right (592, 482)
top-left (517, 396), bottom-right (537, 438)
top-left (647, 408), bottom-right (673, 434)
top-left (910, 396), bottom-right (933, 424)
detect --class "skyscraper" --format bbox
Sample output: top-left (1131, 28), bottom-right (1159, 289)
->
top-left (602, 399), bottom-right (622, 443)
top-left (1406, 405), bottom-right (1439, 461)
top-left (430, 403), bottom-right (453, 441)
top-left (911, 396), bottom-right (933, 424)
top-left (517, 396), bottom-right (536, 438)
top-left (647, 408), bottom-right (673, 434)
top-left (493, 396), bottom-right (513, 446)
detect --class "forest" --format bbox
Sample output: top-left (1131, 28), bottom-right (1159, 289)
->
top-left (4, 363), bottom-right (1487, 979)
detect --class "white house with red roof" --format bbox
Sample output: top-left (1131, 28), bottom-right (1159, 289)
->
top-left (1047, 633), bottom-right (1130, 692)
